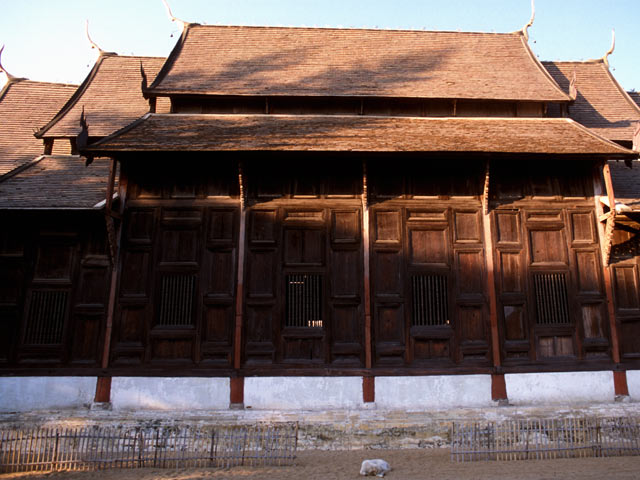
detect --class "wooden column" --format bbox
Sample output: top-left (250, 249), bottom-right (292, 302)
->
top-left (95, 158), bottom-right (126, 404)
top-left (594, 162), bottom-right (628, 398)
top-left (362, 160), bottom-right (374, 402)
top-left (481, 161), bottom-right (507, 402)
top-left (231, 161), bottom-right (247, 407)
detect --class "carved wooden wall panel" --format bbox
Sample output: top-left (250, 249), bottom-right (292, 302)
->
top-left (491, 161), bottom-right (610, 366)
top-left (610, 227), bottom-right (640, 362)
top-left (113, 204), bottom-right (238, 369)
top-left (0, 214), bottom-right (110, 370)
top-left (244, 204), bottom-right (364, 368)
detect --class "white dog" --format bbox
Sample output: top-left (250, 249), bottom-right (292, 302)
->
top-left (360, 459), bottom-right (391, 477)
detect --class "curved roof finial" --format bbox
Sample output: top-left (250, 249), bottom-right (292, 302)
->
top-left (0, 45), bottom-right (17, 81)
top-left (602, 29), bottom-right (615, 68)
top-left (86, 20), bottom-right (105, 54)
top-left (522, 0), bottom-right (535, 40)
top-left (161, 0), bottom-right (187, 31)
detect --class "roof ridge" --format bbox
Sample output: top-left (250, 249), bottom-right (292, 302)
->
top-left (189, 23), bottom-right (523, 35)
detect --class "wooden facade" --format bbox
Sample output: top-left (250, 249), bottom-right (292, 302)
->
top-left (1, 23), bottom-right (640, 406)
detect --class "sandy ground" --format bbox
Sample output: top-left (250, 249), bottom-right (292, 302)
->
top-left (3, 448), bottom-right (640, 480)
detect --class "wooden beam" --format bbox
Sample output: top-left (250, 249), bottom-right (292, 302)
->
top-left (94, 376), bottom-right (112, 403)
top-left (602, 162), bottom-right (617, 267)
top-left (491, 373), bottom-right (507, 402)
top-left (95, 159), bottom-right (127, 403)
top-left (593, 164), bottom-right (626, 398)
top-left (481, 161), bottom-right (502, 369)
top-left (362, 376), bottom-right (375, 403)
top-left (230, 376), bottom-right (244, 407)
top-left (362, 160), bottom-right (372, 370)
top-left (614, 370), bottom-right (630, 397)
top-left (233, 161), bottom-right (247, 371)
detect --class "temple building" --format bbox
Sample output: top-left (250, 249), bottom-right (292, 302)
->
top-left (1, 15), bottom-right (639, 411)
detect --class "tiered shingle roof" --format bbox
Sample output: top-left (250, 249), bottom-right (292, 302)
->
top-left (629, 91), bottom-right (640, 108)
top-left (544, 60), bottom-right (640, 143)
top-left (149, 25), bottom-right (570, 102)
top-left (85, 114), bottom-right (636, 158)
top-left (36, 54), bottom-right (165, 139)
top-left (0, 80), bottom-right (76, 176)
top-left (0, 155), bottom-right (112, 209)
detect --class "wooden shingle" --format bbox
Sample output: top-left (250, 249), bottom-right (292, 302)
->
top-left (85, 114), bottom-right (637, 158)
top-left (149, 25), bottom-right (570, 102)
top-left (0, 80), bottom-right (76, 176)
top-left (36, 54), bottom-right (165, 139)
top-left (0, 155), bottom-right (112, 209)
top-left (544, 60), bottom-right (640, 143)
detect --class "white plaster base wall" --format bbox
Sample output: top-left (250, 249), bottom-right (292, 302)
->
top-left (244, 377), bottom-right (362, 410)
top-left (111, 377), bottom-right (229, 410)
top-left (0, 377), bottom-right (96, 412)
top-left (375, 375), bottom-right (493, 410)
top-left (626, 370), bottom-right (640, 400)
top-left (506, 371), bottom-right (614, 405)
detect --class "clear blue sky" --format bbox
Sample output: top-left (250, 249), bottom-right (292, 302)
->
top-left (1, 0), bottom-right (638, 91)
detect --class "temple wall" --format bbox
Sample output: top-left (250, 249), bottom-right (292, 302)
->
top-left (0, 377), bottom-right (96, 412)
top-left (110, 377), bottom-right (229, 410)
top-left (244, 377), bottom-right (362, 410)
top-left (626, 370), bottom-right (640, 399)
top-left (506, 371), bottom-right (614, 405)
top-left (375, 375), bottom-right (493, 409)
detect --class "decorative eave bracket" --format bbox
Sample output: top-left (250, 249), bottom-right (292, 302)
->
top-left (483, 160), bottom-right (491, 215)
top-left (569, 69), bottom-right (578, 101)
top-left (600, 162), bottom-right (618, 267)
top-left (633, 121), bottom-right (640, 153)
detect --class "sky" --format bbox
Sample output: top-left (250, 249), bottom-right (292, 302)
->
top-left (0, 0), bottom-right (638, 91)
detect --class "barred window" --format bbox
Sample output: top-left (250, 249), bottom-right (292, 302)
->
top-left (158, 274), bottom-right (196, 326)
top-left (411, 275), bottom-right (449, 326)
top-left (285, 274), bottom-right (323, 328)
top-left (24, 290), bottom-right (68, 344)
top-left (533, 273), bottom-right (570, 325)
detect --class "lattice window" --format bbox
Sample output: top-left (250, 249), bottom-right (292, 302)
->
top-left (285, 274), bottom-right (323, 328)
top-left (411, 275), bottom-right (449, 326)
top-left (533, 273), bottom-right (570, 325)
top-left (24, 290), bottom-right (68, 344)
top-left (158, 274), bottom-right (196, 326)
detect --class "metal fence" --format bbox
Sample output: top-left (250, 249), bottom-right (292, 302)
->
top-left (0, 423), bottom-right (298, 473)
top-left (451, 417), bottom-right (640, 462)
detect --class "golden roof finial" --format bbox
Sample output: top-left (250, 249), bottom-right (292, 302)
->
top-left (603, 29), bottom-right (615, 68)
top-left (86, 20), bottom-right (105, 54)
top-left (522, 0), bottom-right (535, 40)
top-left (161, 0), bottom-right (187, 31)
top-left (0, 45), bottom-right (18, 81)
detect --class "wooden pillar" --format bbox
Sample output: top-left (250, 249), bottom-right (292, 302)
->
top-left (362, 161), bottom-right (374, 402)
top-left (230, 376), bottom-right (245, 408)
top-left (363, 376), bottom-right (375, 403)
top-left (481, 161), bottom-right (507, 403)
top-left (94, 158), bottom-right (124, 404)
top-left (231, 161), bottom-right (247, 407)
top-left (594, 162), bottom-right (628, 398)
top-left (491, 373), bottom-right (507, 403)
top-left (94, 376), bottom-right (112, 403)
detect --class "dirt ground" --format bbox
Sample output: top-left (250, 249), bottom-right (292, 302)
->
top-left (3, 448), bottom-right (640, 480)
